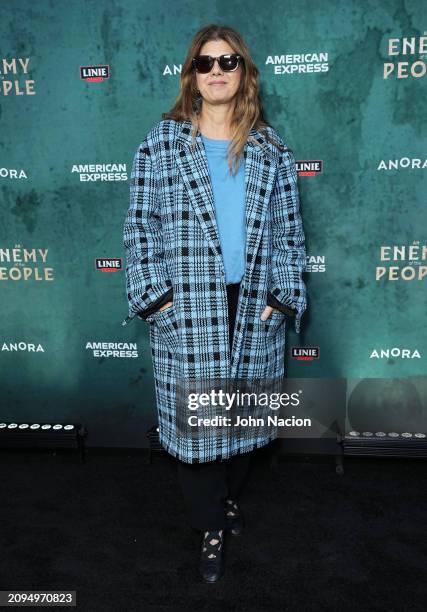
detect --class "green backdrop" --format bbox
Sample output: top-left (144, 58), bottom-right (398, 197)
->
top-left (1, 0), bottom-right (426, 446)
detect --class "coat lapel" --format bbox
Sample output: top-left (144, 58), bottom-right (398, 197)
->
top-left (174, 120), bottom-right (278, 284)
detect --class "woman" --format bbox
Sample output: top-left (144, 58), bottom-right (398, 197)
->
top-left (122, 24), bottom-right (308, 582)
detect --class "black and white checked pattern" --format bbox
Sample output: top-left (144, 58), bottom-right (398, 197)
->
top-left (123, 119), bottom-right (307, 463)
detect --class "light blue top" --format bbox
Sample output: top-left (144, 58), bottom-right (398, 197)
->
top-left (201, 134), bottom-right (246, 284)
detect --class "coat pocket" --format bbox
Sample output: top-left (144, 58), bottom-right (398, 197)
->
top-left (151, 304), bottom-right (180, 353)
top-left (261, 309), bottom-right (286, 337)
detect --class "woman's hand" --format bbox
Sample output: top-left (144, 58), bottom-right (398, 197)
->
top-left (158, 301), bottom-right (173, 312)
top-left (261, 305), bottom-right (277, 321)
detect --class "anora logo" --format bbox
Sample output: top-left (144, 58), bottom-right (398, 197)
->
top-left (370, 348), bottom-right (421, 359)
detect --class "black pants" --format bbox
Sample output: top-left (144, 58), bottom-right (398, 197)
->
top-left (176, 282), bottom-right (252, 531)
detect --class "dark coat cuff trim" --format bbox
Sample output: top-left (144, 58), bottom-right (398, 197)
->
top-left (267, 292), bottom-right (296, 316)
top-left (137, 288), bottom-right (173, 320)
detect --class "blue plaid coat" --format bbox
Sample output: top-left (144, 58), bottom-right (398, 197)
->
top-left (122, 118), bottom-right (307, 463)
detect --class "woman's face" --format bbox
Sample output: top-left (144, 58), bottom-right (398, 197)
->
top-left (195, 39), bottom-right (242, 109)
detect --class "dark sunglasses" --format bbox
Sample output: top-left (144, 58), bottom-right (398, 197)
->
top-left (192, 54), bottom-right (243, 73)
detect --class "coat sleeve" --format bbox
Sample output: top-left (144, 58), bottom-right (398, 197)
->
top-left (268, 146), bottom-right (308, 333)
top-left (122, 140), bottom-right (173, 324)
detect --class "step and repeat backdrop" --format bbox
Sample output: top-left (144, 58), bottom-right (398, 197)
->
top-left (1, 0), bottom-right (426, 447)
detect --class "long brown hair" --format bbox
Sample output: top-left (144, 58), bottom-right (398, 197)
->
top-left (162, 24), bottom-right (285, 175)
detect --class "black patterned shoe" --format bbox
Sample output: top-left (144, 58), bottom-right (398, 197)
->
top-left (198, 529), bottom-right (225, 583)
top-left (225, 498), bottom-right (244, 536)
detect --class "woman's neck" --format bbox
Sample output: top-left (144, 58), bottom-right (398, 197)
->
top-left (197, 105), bottom-right (234, 140)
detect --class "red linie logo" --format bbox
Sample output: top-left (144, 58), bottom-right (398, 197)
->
top-left (95, 258), bottom-right (122, 272)
top-left (80, 65), bottom-right (110, 82)
top-left (292, 347), bottom-right (320, 361)
top-left (296, 160), bottom-right (322, 176)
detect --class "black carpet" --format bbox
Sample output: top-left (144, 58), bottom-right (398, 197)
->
top-left (1, 446), bottom-right (426, 611)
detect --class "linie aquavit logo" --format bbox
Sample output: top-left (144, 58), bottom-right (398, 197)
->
top-left (80, 65), bottom-right (110, 83)
top-left (95, 258), bottom-right (122, 272)
top-left (296, 160), bottom-right (322, 177)
top-left (291, 347), bottom-right (320, 361)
